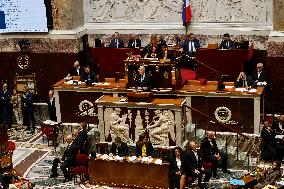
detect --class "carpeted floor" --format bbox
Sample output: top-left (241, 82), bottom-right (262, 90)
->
top-left (9, 126), bottom-right (253, 189)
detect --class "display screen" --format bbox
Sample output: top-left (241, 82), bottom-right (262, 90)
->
top-left (0, 0), bottom-right (48, 33)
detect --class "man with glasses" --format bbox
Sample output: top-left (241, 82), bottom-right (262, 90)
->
top-left (251, 62), bottom-right (268, 87)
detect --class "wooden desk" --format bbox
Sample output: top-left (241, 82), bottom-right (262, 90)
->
top-left (88, 158), bottom-right (169, 188)
top-left (178, 86), bottom-right (264, 134)
top-left (196, 48), bottom-right (253, 81)
top-left (124, 59), bottom-right (179, 88)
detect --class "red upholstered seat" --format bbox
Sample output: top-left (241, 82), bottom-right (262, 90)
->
top-left (41, 124), bottom-right (57, 146)
top-left (70, 154), bottom-right (89, 184)
top-left (180, 68), bottom-right (197, 85)
top-left (7, 141), bottom-right (15, 151)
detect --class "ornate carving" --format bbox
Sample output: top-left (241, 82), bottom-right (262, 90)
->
top-left (109, 108), bottom-right (130, 142)
top-left (147, 110), bottom-right (174, 145)
top-left (135, 110), bottom-right (144, 141)
top-left (79, 100), bottom-right (96, 116)
top-left (214, 106), bottom-right (232, 124)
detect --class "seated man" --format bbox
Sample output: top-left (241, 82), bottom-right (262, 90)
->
top-left (254, 160), bottom-right (282, 189)
top-left (134, 66), bottom-right (152, 91)
top-left (200, 131), bottom-right (231, 178)
top-left (251, 63), bottom-right (268, 87)
top-left (135, 134), bottom-right (153, 157)
top-left (272, 115), bottom-right (284, 135)
top-left (110, 137), bottom-right (129, 157)
top-left (182, 33), bottom-right (200, 56)
top-left (128, 33), bottom-right (142, 49)
top-left (261, 120), bottom-right (284, 161)
top-left (109, 32), bottom-right (124, 48)
top-left (68, 61), bottom-right (84, 77)
top-left (219, 33), bottom-right (235, 49)
top-left (180, 141), bottom-right (211, 189)
top-left (49, 135), bottom-right (78, 182)
top-left (80, 66), bottom-right (97, 84)
top-left (235, 72), bottom-right (252, 87)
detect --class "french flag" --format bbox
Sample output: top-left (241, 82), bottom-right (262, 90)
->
top-left (182, 0), bottom-right (191, 26)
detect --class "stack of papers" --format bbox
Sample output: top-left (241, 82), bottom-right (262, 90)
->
top-left (154, 159), bottom-right (163, 165)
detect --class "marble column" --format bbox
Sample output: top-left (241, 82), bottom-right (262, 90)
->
top-left (273, 0), bottom-right (284, 31)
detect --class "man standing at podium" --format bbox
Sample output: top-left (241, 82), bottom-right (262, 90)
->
top-left (109, 32), bottom-right (124, 48)
top-left (134, 66), bottom-right (152, 91)
top-left (182, 33), bottom-right (200, 56)
top-left (219, 33), bottom-right (235, 49)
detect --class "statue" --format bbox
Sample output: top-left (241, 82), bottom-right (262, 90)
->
top-left (109, 108), bottom-right (130, 142)
top-left (147, 110), bottom-right (171, 145)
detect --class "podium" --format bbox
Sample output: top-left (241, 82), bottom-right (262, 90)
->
top-left (124, 59), bottom-right (179, 89)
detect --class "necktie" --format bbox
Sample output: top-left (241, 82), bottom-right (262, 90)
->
top-left (116, 39), bottom-right (118, 48)
top-left (227, 41), bottom-right (229, 48)
top-left (134, 40), bottom-right (137, 48)
top-left (190, 42), bottom-right (193, 52)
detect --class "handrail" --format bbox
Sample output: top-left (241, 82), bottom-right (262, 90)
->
top-left (184, 105), bottom-right (249, 139)
top-left (190, 56), bottom-right (221, 76)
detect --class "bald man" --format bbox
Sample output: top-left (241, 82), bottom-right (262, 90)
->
top-left (200, 131), bottom-right (230, 178)
top-left (50, 135), bottom-right (77, 182)
top-left (251, 63), bottom-right (268, 87)
top-left (69, 61), bottom-right (84, 77)
top-left (180, 141), bottom-right (211, 188)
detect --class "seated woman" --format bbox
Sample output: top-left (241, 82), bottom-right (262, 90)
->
top-left (141, 36), bottom-right (165, 59)
top-left (135, 134), bottom-right (153, 158)
top-left (169, 147), bottom-right (183, 189)
top-left (254, 160), bottom-right (282, 189)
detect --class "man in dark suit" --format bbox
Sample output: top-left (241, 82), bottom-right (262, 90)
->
top-left (110, 137), bottom-right (129, 157)
top-left (49, 135), bottom-right (78, 182)
top-left (80, 66), bottom-right (97, 84)
top-left (73, 122), bottom-right (88, 153)
top-left (128, 34), bottom-right (142, 49)
top-left (47, 90), bottom-right (57, 121)
top-left (219, 33), bottom-right (235, 49)
top-left (255, 160), bottom-right (282, 189)
top-left (261, 120), bottom-right (284, 161)
top-left (180, 141), bottom-right (211, 189)
top-left (251, 63), bottom-right (268, 87)
top-left (94, 38), bottom-right (102, 48)
top-left (134, 66), bottom-right (152, 91)
top-left (235, 72), bottom-right (253, 87)
top-left (69, 61), bottom-right (84, 77)
top-left (109, 32), bottom-right (124, 48)
top-left (200, 131), bottom-right (230, 178)
top-left (22, 85), bottom-right (35, 133)
top-left (136, 134), bottom-right (153, 157)
top-left (182, 33), bottom-right (201, 56)
top-left (0, 83), bottom-right (12, 129)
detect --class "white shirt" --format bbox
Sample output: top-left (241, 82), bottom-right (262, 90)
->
top-left (188, 41), bottom-right (196, 52)
top-left (176, 157), bottom-right (181, 170)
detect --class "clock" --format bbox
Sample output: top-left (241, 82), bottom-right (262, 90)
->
top-left (17, 55), bottom-right (31, 69)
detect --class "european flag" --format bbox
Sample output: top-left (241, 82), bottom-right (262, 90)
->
top-left (0, 11), bottom-right (6, 29)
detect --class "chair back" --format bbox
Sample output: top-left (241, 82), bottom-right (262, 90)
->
top-left (105, 78), bottom-right (116, 83)
top-left (188, 80), bottom-right (201, 86)
top-left (76, 154), bottom-right (88, 166)
top-left (96, 142), bottom-right (109, 154)
top-left (206, 81), bottom-right (218, 86)
top-left (207, 43), bottom-right (218, 49)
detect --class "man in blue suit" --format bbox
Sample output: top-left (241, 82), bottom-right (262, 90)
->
top-left (109, 32), bottom-right (124, 48)
top-left (182, 33), bottom-right (200, 56)
top-left (0, 83), bottom-right (12, 129)
top-left (22, 85), bottom-right (35, 133)
top-left (219, 33), bottom-right (235, 49)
